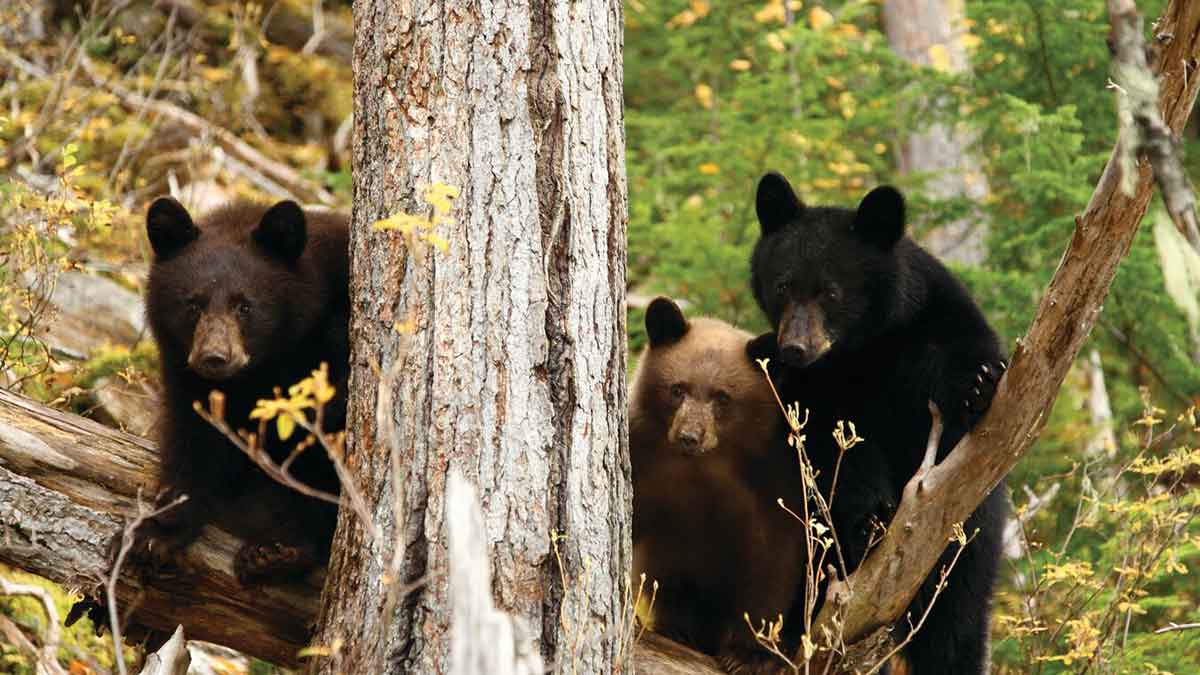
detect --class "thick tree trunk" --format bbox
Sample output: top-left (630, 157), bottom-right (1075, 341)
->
top-left (312, 2), bottom-right (630, 673)
top-left (883, 0), bottom-right (990, 265)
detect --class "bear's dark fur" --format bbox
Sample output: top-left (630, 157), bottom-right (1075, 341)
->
top-left (747, 172), bottom-right (1009, 674)
top-left (139, 196), bottom-right (348, 585)
top-left (630, 297), bottom-right (806, 671)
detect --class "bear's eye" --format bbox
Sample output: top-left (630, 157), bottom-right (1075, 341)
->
top-left (668, 383), bottom-right (686, 400)
top-left (185, 299), bottom-right (202, 317)
top-left (775, 280), bottom-right (791, 295)
top-left (825, 286), bottom-right (841, 301)
top-left (713, 391), bottom-right (731, 406)
top-left (236, 301), bottom-right (252, 317)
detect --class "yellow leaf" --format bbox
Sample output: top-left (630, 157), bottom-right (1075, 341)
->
top-left (698, 163), bottom-right (720, 175)
top-left (199, 66), bottom-right (231, 83)
top-left (927, 44), bottom-right (952, 73)
top-left (666, 8), bottom-right (698, 28)
top-left (838, 91), bottom-right (856, 119)
top-left (834, 23), bottom-right (860, 39)
top-left (754, 0), bottom-right (786, 24)
top-left (277, 413), bottom-right (296, 441)
top-left (960, 32), bottom-right (981, 50)
top-left (824, 75), bottom-right (844, 90)
top-left (873, 142), bottom-right (887, 154)
top-left (694, 83), bottom-right (714, 109)
top-left (729, 59), bottom-right (752, 72)
top-left (809, 7), bottom-right (834, 30)
top-left (765, 32), bottom-right (786, 53)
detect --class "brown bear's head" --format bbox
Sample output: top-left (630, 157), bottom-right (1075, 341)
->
top-left (144, 197), bottom-right (323, 382)
top-left (630, 297), bottom-right (779, 458)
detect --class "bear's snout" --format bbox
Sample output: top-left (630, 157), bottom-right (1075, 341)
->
top-left (778, 301), bottom-right (832, 368)
top-left (669, 398), bottom-right (718, 455)
top-left (189, 313), bottom-right (250, 380)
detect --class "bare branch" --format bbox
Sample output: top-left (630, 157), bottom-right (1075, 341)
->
top-left (106, 493), bottom-right (187, 675)
top-left (1108, 0), bottom-right (1200, 254)
top-left (136, 625), bottom-right (190, 675)
top-left (0, 575), bottom-right (67, 675)
top-left (76, 55), bottom-right (336, 205)
top-left (1155, 621), bottom-right (1200, 634)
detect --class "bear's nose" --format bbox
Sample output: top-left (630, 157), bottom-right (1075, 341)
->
top-left (197, 352), bottom-right (229, 371)
top-left (780, 345), bottom-right (808, 366)
top-left (678, 430), bottom-right (701, 449)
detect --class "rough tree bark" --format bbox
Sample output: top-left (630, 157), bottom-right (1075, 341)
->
top-left (882, 0), bottom-right (990, 265)
top-left (311, 1), bottom-right (630, 673)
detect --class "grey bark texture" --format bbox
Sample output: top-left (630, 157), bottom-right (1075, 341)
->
top-left (883, 0), bottom-right (990, 265)
top-left (312, 1), bottom-right (632, 673)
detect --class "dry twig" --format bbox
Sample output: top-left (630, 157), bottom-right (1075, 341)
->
top-left (0, 575), bottom-right (68, 675)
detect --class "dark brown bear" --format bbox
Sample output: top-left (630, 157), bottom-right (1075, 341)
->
top-left (137, 196), bottom-right (348, 585)
top-left (630, 297), bottom-right (805, 673)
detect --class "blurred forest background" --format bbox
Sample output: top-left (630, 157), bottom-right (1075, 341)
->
top-left (1, 0), bottom-right (1198, 673)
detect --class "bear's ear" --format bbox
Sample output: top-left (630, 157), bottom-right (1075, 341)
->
top-left (745, 331), bottom-right (777, 364)
top-left (645, 297), bottom-right (689, 347)
top-left (146, 197), bottom-right (198, 259)
top-left (253, 200), bottom-right (307, 263)
top-left (853, 186), bottom-right (905, 250)
top-left (756, 172), bottom-right (805, 236)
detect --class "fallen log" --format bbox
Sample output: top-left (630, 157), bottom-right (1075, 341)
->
top-left (0, 387), bottom-right (320, 668)
top-left (0, 387), bottom-right (722, 672)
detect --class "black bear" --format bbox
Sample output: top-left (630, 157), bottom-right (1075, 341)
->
top-left (747, 172), bottom-right (1008, 674)
top-left (630, 297), bottom-right (807, 672)
top-left (137, 196), bottom-right (349, 585)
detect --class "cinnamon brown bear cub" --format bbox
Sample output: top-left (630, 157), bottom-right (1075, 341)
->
top-left (137, 197), bottom-right (348, 585)
top-left (630, 297), bottom-right (805, 672)
top-left (748, 172), bottom-right (1009, 674)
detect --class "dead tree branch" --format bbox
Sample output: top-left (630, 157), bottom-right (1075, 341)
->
top-left (0, 575), bottom-right (68, 675)
top-left (1109, 0), bottom-right (1200, 254)
top-left (801, 1), bottom-right (1200, 669)
top-left (76, 56), bottom-right (336, 205)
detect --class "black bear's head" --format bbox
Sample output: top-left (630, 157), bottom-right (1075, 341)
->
top-left (750, 172), bottom-right (905, 368)
top-left (145, 198), bottom-right (318, 382)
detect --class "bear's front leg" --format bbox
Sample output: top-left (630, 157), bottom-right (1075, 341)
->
top-left (116, 485), bottom-right (207, 580)
top-left (233, 539), bottom-right (320, 586)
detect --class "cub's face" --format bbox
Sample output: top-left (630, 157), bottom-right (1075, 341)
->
top-left (750, 172), bottom-right (904, 369)
top-left (145, 198), bottom-right (312, 381)
top-left (632, 298), bottom-right (778, 457)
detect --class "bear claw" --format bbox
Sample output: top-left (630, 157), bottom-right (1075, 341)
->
top-left (234, 541), bottom-right (316, 586)
top-left (963, 358), bottom-right (1007, 422)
